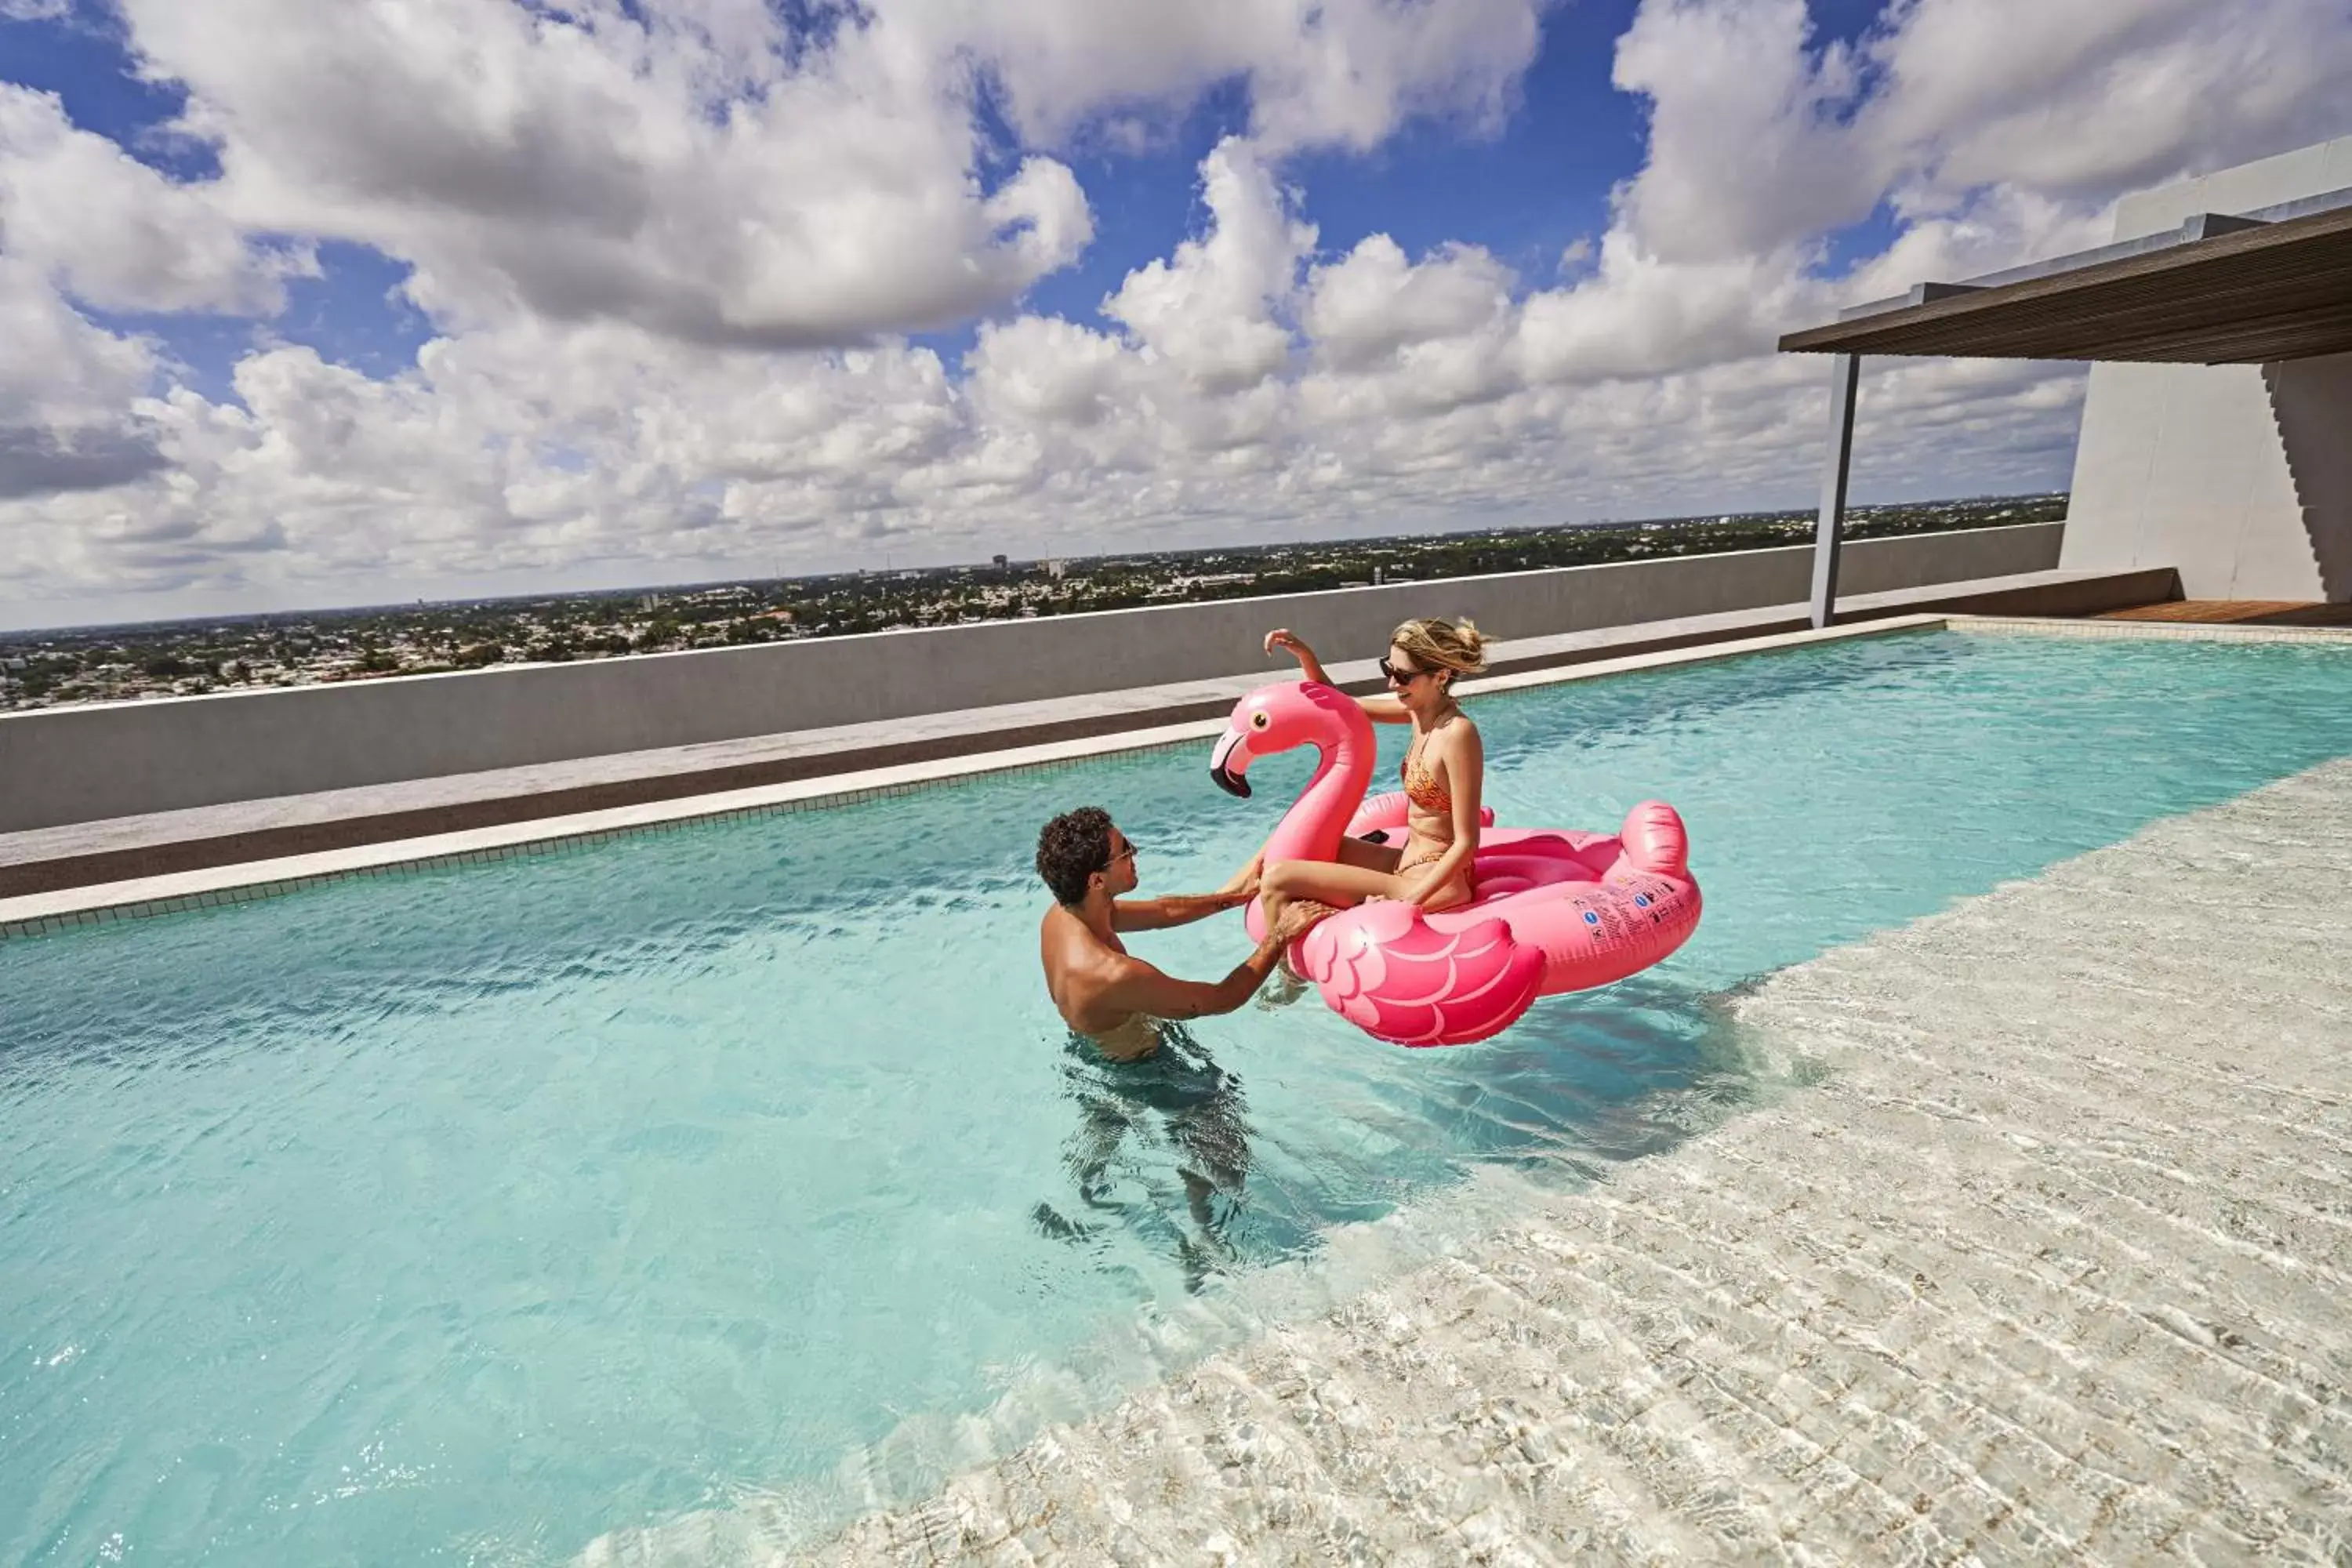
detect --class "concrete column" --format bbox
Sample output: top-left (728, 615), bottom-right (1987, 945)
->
top-left (1811, 353), bottom-right (1860, 629)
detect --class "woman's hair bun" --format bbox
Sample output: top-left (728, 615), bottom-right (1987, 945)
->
top-left (1389, 615), bottom-right (1491, 677)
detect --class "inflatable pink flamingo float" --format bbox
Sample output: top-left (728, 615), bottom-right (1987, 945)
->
top-left (1209, 681), bottom-right (1702, 1047)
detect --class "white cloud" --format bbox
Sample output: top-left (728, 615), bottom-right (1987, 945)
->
top-left (1611, 0), bottom-right (2352, 264)
top-left (1864, 0), bottom-right (2352, 203)
top-left (89, 0), bottom-right (1549, 350)
top-left (107, 0), bottom-right (1094, 346)
top-left (1100, 139), bottom-right (1313, 393)
top-left (0, 255), bottom-right (172, 502)
top-left (912, 0), bottom-right (1548, 154)
top-left (0, 256), bottom-right (156, 427)
top-left (1515, 232), bottom-right (1813, 387)
top-left (1305, 236), bottom-right (1515, 375)
top-left (0, 85), bottom-right (313, 314)
top-left (1610, 0), bottom-right (1875, 265)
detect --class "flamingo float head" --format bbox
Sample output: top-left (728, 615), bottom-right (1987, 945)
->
top-left (1208, 681), bottom-right (1366, 799)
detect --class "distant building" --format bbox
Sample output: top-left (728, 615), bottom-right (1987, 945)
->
top-left (991, 554), bottom-right (1008, 568)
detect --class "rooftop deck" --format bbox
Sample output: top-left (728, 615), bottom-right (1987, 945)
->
top-left (2097, 599), bottom-right (2352, 627)
top-left (794, 757), bottom-right (2352, 1565)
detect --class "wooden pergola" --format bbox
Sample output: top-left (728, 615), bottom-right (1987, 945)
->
top-left (1777, 196), bottom-right (2352, 627)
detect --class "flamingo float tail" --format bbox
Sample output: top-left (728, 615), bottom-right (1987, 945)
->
top-left (1617, 799), bottom-right (1690, 877)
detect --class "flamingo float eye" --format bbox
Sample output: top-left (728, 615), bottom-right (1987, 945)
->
top-left (1250, 712), bottom-right (1270, 730)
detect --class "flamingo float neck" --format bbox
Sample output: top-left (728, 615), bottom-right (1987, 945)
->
top-left (1261, 685), bottom-right (1376, 866)
top-left (1229, 684), bottom-right (1377, 948)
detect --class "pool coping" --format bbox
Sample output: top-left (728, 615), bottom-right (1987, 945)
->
top-left (6, 609), bottom-right (2347, 938)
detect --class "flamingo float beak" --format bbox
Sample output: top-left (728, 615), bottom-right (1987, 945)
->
top-left (1208, 729), bottom-right (1252, 798)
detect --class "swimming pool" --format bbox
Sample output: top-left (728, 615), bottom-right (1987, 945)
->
top-left (5, 627), bottom-right (2350, 1565)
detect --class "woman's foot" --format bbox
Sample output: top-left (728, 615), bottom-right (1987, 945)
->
top-left (1255, 967), bottom-right (1309, 1009)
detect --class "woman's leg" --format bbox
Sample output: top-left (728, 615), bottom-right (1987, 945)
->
top-left (1405, 870), bottom-right (1475, 913)
top-left (1218, 833), bottom-right (1392, 898)
top-left (1395, 851), bottom-right (1475, 914)
top-left (1258, 856), bottom-right (1414, 930)
top-left (1334, 837), bottom-right (1404, 873)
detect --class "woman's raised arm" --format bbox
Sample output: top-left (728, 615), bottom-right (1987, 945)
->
top-left (1262, 627), bottom-right (1330, 684)
top-left (1264, 627), bottom-right (1408, 721)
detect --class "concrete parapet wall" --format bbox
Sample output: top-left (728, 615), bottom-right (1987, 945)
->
top-left (0, 524), bottom-right (2061, 832)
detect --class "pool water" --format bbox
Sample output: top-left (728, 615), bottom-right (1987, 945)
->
top-left (5, 629), bottom-right (2350, 1565)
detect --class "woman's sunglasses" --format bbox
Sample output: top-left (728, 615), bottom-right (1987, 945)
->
top-left (1377, 659), bottom-right (1432, 686)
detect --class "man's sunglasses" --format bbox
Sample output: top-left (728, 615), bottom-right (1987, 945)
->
top-left (1378, 659), bottom-right (1432, 685)
top-left (1106, 840), bottom-right (1138, 866)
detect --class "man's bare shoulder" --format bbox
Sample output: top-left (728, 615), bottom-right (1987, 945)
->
top-left (1042, 903), bottom-right (1127, 959)
top-left (1040, 905), bottom-right (1135, 999)
top-left (1041, 903), bottom-right (1156, 1039)
top-left (1040, 901), bottom-right (1091, 955)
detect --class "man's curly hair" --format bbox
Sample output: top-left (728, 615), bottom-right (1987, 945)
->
top-left (1036, 806), bottom-right (1116, 906)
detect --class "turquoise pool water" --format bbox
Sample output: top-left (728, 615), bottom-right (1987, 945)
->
top-left (5, 628), bottom-right (2350, 1565)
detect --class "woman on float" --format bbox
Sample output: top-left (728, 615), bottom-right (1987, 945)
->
top-left (1254, 617), bottom-right (1490, 929)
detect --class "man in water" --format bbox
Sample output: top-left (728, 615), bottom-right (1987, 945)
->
top-left (1036, 806), bottom-right (1308, 1060)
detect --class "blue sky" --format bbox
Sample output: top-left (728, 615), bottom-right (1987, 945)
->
top-left (1, 0), bottom-right (2345, 626)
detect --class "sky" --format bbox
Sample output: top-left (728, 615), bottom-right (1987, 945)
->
top-left (1, 0), bottom-right (2347, 629)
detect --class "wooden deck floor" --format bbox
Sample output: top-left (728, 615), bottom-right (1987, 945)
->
top-left (2096, 598), bottom-right (2352, 626)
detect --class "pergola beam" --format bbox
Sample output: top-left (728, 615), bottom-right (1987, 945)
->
top-left (1778, 198), bottom-right (2352, 364)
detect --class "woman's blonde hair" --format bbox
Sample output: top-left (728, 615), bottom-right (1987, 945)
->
top-left (1389, 615), bottom-right (1490, 684)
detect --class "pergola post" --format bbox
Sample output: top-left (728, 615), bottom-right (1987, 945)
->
top-left (1809, 353), bottom-right (1860, 630)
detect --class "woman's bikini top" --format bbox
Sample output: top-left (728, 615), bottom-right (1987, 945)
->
top-left (1400, 720), bottom-right (1475, 891)
top-left (1402, 725), bottom-right (1453, 815)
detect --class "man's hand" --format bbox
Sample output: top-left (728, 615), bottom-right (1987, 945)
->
top-left (1271, 900), bottom-right (1328, 944)
top-left (1203, 851), bottom-right (1261, 908)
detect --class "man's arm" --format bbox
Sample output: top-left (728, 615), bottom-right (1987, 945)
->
top-left (1112, 852), bottom-right (1265, 931)
top-left (1096, 925), bottom-right (1296, 1018)
top-left (1112, 887), bottom-right (1252, 932)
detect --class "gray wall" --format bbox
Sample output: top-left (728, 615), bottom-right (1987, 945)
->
top-left (2062, 136), bottom-right (2352, 601)
top-left (2, 523), bottom-right (2061, 832)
